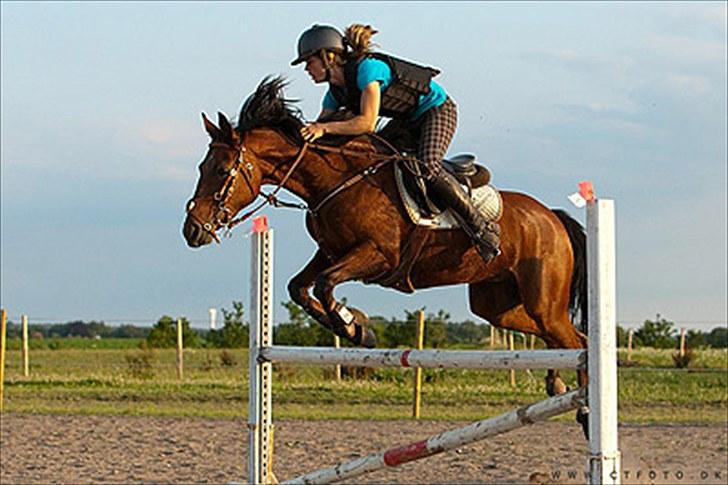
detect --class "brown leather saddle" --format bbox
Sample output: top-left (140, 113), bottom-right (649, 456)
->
top-left (401, 154), bottom-right (492, 217)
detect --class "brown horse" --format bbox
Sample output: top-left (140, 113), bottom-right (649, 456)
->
top-left (182, 77), bottom-right (589, 430)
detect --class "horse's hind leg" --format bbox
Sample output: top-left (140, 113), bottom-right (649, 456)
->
top-left (468, 279), bottom-right (570, 396)
top-left (515, 262), bottom-right (591, 438)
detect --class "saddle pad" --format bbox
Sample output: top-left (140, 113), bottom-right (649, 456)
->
top-left (394, 163), bottom-right (503, 230)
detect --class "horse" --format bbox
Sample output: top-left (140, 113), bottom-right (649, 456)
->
top-left (182, 77), bottom-right (590, 433)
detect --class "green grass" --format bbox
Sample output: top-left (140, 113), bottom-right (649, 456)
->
top-left (1, 347), bottom-right (726, 423)
top-left (3, 337), bottom-right (146, 350)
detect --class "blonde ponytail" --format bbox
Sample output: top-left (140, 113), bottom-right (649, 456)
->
top-left (344, 23), bottom-right (378, 59)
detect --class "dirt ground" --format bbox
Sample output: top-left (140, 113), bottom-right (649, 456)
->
top-left (1, 414), bottom-right (726, 484)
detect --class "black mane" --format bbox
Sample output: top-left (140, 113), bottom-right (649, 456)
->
top-left (236, 76), bottom-right (304, 144)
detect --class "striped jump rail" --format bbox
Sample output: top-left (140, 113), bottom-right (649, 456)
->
top-left (247, 198), bottom-right (621, 485)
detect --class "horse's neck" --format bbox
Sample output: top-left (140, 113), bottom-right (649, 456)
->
top-left (254, 129), bottom-right (380, 205)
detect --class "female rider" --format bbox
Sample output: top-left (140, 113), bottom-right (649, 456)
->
top-left (292, 24), bottom-right (500, 264)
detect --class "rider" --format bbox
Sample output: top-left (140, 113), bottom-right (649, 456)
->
top-left (292, 23), bottom-right (500, 264)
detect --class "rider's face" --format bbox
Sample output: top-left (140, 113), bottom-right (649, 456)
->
top-left (304, 56), bottom-right (327, 83)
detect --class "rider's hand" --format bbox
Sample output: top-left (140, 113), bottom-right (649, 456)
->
top-left (301, 122), bottom-right (327, 143)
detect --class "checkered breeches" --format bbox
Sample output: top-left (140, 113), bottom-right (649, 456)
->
top-left (417, 97), bottom-right (458, 178)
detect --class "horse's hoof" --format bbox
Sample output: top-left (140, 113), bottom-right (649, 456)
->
top-left (360, 328), bottom-right (377, 348)
top-left (576, 406), bottom-right (589, 440)
top-left (545, 376), bottom-right (568, 396)
top-left (353, 325), bottom-right (377, 348)
top-left (349, 307), bottom-right (375, 348)
top-left (348, 306), bottom-right (370, 326)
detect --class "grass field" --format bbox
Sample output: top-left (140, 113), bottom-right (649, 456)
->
top-left (1, 346), bottom-right (726, 423)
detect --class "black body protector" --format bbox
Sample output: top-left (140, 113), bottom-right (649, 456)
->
top-left (329, 53), bottom-right (440, 118)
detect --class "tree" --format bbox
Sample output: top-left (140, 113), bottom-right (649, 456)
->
top-left (706, 327), bottom-right (728, 348)
top-left (634, 316), bottom-right (676, 349)
top-left (147, 316), bottom-right (200, 348)
top-left (208, 301), bottom-right (248, 348)
top-left (382, 316), bottom-right (413, 347)
top-left (275, 300), bottom-right (333, 346)
top-left (616, 324), bottom-right (629, 347)
top-left (111, 325), bottom-right (150, 339)
top-left (446, 320), bottom-right (486, 345)
top-left (422, 309), bottom-right (449, 348)
top-left (685, 329), bottom-right (706, 348)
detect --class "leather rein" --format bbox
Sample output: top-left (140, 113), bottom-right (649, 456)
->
top-left (189, 134), bottom-right (420, 242)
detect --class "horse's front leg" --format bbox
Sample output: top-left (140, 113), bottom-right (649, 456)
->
top-left (287, 250), bottom-right (336, 331)
top-left (313, 241), bottom-right (391, 348)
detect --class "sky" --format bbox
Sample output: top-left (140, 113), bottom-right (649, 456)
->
top-left (1, 2), bottom-right (726, 331)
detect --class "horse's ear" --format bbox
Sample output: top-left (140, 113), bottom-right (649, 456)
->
top-left (202, 112), bottom-right (221, 140)
top-left (217, 111), bottom-right (239, 146)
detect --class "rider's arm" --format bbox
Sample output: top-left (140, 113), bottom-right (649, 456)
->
top-left (301, 82), bottom-right (380, 142)
top-left (320, 81), bottom-right (380, 134)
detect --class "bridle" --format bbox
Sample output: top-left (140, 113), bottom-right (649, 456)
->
top-left (187, 132), bottom-right (421, 243)
top-left (186, 140), bottom-right (310, 243)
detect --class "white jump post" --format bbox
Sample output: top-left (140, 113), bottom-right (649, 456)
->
top-left (247, 197), bottom-right (620, 485)
top-left (587, 199), bottom-right (620, 484)
top-left (249, 221), bottom-right (274, 485)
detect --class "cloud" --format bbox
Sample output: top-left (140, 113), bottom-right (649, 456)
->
top-left (643, 34), bottom-right (726, 68)
top-left (107, 117), bottom-right (207, 182)
top-left (664, 3), bottom-right (727, 32)
top-left (663, 73), bottom-right (712, 96)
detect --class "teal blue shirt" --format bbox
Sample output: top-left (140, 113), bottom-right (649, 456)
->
top-left (322, 57), bottom-right (447, 119)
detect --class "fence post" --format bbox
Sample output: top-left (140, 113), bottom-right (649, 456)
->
top-left (587, 199), bottom-right (621, 485)
top-left (679, 328), bottom-right (686, 357)
top-left (508, 332), bottom-right (516, 387)
top-left (176, 318), bottom-right (184, 380)
top-left (627, 329), bottom-right (633, 363)
top-left (0, 309), bottom-right (6, 413)
top-left (249, 220), bottom-right (274, 485)
top-left (333, 336), bottom-right (341, 381)
top-left (412, 310), bottom-right (425, 419)
top-left (22, 315), bottom-right (29, 377)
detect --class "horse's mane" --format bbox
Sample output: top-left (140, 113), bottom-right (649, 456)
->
top-left (236, 76), bottom-right (305, 144)
top-left (236, 75), bottom-right (398, 152)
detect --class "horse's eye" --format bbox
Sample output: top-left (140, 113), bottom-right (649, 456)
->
top-left (218, 168), bottom-right (230, 178)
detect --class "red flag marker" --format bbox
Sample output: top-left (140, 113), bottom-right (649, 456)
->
top-left (578, 181), bottom-right (595, 201)
top-left (252, 216), bottom-right (269, 233)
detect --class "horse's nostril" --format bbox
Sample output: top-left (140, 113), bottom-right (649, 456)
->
top-left (183, 218), bottom-right (199, 242)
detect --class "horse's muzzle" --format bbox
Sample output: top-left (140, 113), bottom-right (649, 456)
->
top-left (182, 216), bottom-right (214, 248)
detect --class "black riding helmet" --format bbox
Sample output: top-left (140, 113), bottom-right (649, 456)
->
top-left (291, 24), bottom-right (346, 65)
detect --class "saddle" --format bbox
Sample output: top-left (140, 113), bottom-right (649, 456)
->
top-left (402, 153), bottom-right (492, 218)
top-left (396, 154), bottom-right (502, 226)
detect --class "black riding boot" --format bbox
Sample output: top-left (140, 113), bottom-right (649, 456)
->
top-left (428, 172), bottom-right (501, 264)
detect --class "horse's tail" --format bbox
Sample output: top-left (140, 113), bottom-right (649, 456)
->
top-left (552, 209), bottom-right (588, 332)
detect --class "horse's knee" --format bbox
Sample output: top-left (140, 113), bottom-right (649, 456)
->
top-left (287, 279), bottom-right (304, 303)
top-left (312, 274), bottom-right (334, 309)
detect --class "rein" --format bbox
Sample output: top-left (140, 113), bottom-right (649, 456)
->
top-left (206, 133), bottom-right (425, 238)
top-left (225, 141), bottom-right (310, 232)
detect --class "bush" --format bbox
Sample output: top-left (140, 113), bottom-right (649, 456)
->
top-left (219, 350), bottom-right (237, 367)
top-left (672, 349), bottom-right (695, 369)
top-left (147, 316), bottom-right (200, 349)
top-left (201, 352), bottom-right (215, 372)
top-left (125, 346), bottom-right (155, 379)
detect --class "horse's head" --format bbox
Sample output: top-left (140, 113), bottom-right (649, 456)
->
top-left (182, 112), bottom-right (263, 247)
